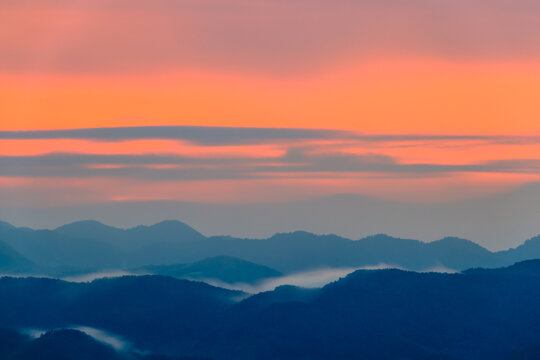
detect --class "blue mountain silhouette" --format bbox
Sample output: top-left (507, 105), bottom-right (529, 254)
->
top-left (2, 220), bottom-right (540, 274)
top-left (0, 261), bottom-right (540, 358)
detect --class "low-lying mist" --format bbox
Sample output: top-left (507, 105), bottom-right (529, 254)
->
top-left (195, 264), bottom-right (458, 293)
top-left (61, 271), bottom-right (140, 283)
top-left (1, 264), bottom-right (457, 296)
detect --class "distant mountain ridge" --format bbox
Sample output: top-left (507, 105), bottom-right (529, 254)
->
top-left (0, 239), bottom-right (35, 273)
top-left (55, 219), bottom-right (205, 250)
top-left (1, 219), bottom-right (540, 274)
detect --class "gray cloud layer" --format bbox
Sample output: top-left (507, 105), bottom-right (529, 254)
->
top-left (0, 126), bottom-right (343, 145)
top-left (3, 127), bottom-right (539, 181)
top-left (2, 149), bottom-right (540, 181)
top-left (2, 126), bottom-right (540, 146)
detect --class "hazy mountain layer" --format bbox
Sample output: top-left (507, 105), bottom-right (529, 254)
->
top-left (4, 182), bottom-right (540, 250)
top-left (1, 220), bottom-right (540, 274)
top-left (133, 256), bottom-right (282, 284)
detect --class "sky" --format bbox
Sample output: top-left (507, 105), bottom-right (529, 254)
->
top-left (1, 0), bottom-right (540, 247)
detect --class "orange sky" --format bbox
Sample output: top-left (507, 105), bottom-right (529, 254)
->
top-left (2, 58), bottom-right (540, 205)
top-left (2, 59), bottom-right (540, 134)
top-left (2, 0), bottom-right (540, 208)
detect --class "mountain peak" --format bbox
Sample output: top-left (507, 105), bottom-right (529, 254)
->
top-left (149, 219), bottom-right (193, 228)
top-left (431, 236), bottom-right (486, 248)
top-left (180, 255), bottom-right (282, 283)
top-left (362, 233), bottom-right (397, 241)
top-left (359, 234), bottom-right (420, 246)
top-left (128, 220), bottom-right (205, 241)
top-left (55, 220), bottom-right (118, 232)
top-left (149, 220), bottom-right (202, 235)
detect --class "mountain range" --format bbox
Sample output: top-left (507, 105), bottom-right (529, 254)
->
top-left (1, 219), bottom-right (540, 277)
top-left (2, 260), bottom-right (540, 359)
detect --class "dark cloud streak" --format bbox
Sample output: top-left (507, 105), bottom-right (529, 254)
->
top-left (2, 150), bottom-right (540, 181)
top-left (0, 126), bottom-right (344, 145)
top-left (2, 126), bottom-right (540, 146)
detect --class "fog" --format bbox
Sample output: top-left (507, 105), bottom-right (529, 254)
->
top-left (72, 326), bottom-right (132, 352)
top-left (197, 264), bottom-right (459, 293)
top-left (4, 264), bottom-right (458, 295)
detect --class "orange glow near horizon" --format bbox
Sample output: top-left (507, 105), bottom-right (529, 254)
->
top-left (3, 172), bottom-right (540, 206)
top-left (2, 59), bottom-right (540, 135)
top-left (2, 58), bottom-right (540, 205)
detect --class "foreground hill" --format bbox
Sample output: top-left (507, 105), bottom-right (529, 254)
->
top-left (0, 275), bottom-right (243, 350)
top-left (206, 260), bottom-right (540, 360)
top-left (0, 328), bottom-right (207, 360)
top-left (8, 329), bottom-right (124, 360)
top-left (2, 261), bottom-right (540, 358)
top-left (1, 219), bottom-right (540, 274)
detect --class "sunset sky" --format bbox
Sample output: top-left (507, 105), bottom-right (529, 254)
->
top-left (1, 0), bottom-right (540, 241)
